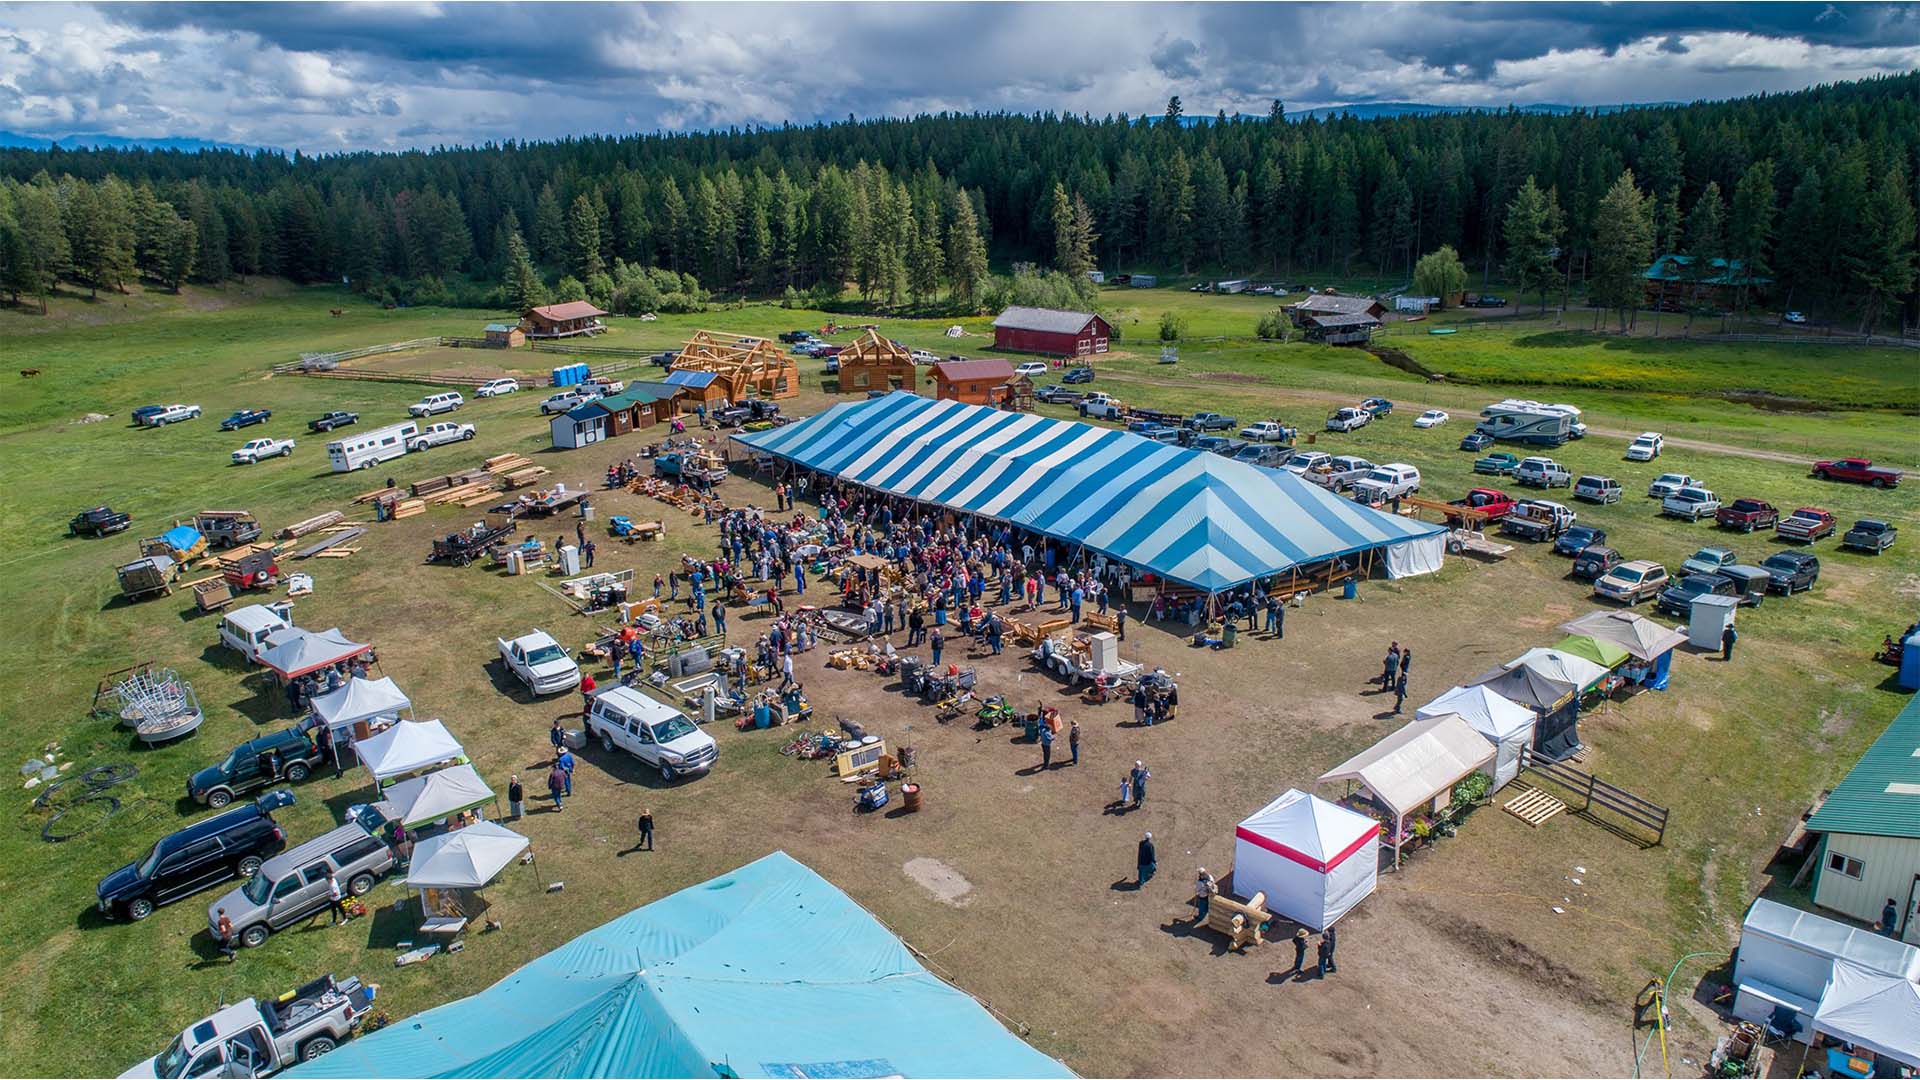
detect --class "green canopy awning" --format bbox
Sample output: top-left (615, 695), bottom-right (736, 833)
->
top-left (1555, 634), bottom-right (1630, 670)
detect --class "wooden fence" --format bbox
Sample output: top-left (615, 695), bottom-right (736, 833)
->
top-left (1520, 747), bottom-right (1669, 846)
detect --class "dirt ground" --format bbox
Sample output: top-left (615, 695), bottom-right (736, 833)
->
top-left (389, 429), bottom-right (1642, 1077)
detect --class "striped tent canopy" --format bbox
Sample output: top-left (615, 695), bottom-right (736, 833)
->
top-left (733, 392), bottom-right (1443, 592)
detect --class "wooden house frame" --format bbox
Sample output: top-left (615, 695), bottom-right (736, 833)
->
top-left (834, 330), bottom-right (918, 394)
top-left (672, 330), bottom-right (799, 400)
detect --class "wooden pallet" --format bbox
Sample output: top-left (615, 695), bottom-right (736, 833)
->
top-left (1503, 784), bottom-right (1567, 827)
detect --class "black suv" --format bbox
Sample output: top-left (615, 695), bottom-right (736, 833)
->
top-left (1760, 551), bottom-right (1820, 593)
top-left (96, 790), bottom-right (293, 920)
top-left (188, 729), bottom-right (325, 808)
top-left (69, 506), bottom-right (131, 537)
top-left (1655, 572), bottom-right (1736, 617)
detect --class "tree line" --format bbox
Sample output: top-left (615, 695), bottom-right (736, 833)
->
top-left (0, 72), bottom-right (1913, 329)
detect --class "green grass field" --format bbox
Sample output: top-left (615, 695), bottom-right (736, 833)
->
top-left (2, 282), bottom-right (1917, 1075)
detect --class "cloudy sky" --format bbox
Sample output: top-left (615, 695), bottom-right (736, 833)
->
top-left (2, 2), bottom-right (1917, 152)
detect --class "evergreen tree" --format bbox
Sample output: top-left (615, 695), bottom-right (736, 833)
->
top-left (1503, 177), bottom-right (1558, 312)
top-left (656, 178), bottom-right (688, 273)
top-left (532, 185), bottom-right (566, 266)
top-left (907, 194), bottom-right (944, 305)
top-left (157, 213), bottom-right (197, 291)
top-left (1726, 159), bottom-right (1776, 315)
top-left (1165, 96), bottom-right (1183, 126)
top-left (1853, 166), bottom-right (1917, 334)
top-left (946, 189), bottom-right (988, 309)
top-left (1590, 170), bottom-right (1655, 330)
top-left (502, 229), bottom-right (545, 310)
top-left (567, 193), bottom-right (603, 279)
top-left (1147, 149), bottom-right (1193, 271)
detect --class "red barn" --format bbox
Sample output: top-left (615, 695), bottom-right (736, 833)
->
top-left (991, 306), bottom-right (1111, 357)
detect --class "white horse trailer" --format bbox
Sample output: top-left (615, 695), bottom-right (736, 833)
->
top-left (327, 420), bottom-right (420, 472)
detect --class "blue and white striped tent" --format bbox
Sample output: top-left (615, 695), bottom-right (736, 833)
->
top-left (733, 392), bottom-right (1446, 592)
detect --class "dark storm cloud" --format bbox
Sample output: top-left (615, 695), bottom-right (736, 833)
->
top-left (1, 2), bottom-right (1915, 150)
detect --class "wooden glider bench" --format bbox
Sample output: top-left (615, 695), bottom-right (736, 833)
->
top-left (1203, 890), bottom-right (1273, 952)
top-left (1010, 615), bottom-right (1072, 646)
top-left (1082, 612), bottom-right (1121, 633)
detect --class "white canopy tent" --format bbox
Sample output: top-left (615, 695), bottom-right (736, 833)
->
top-left (354, 719), bottom-right (466, 785)
top-left (310, 676), bottom-right (412, 734)
top-left (260, 627), bottom-right (371, 680)
top-left (384, 763), bottom-right (495, 829)
top-left (1417, 684), bottom-right (1539, 790)
top-left (1813, 959), bottom-right (1920, 1068)
top-left (406, 821), bottom-right (531, 890)
top-left (1558, 610), bottom-right (1687, 662)
top-left (1233, 789), bottom-right (1380, 930)
top-left (1318, 713), bottom-right (1494, 866)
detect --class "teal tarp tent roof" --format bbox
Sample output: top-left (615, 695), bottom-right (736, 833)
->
top-left (288, 851), bottom-right (1073, 1079)
top-left (734, 392), bottom-right (1442, 592)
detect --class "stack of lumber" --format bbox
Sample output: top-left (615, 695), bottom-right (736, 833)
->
top-left (420, 478), bottom-right (497, 506)
top-left (294, 528), bottom-right (368, 559)
top-left (485, 453), bottom-right (535, 474)
top-left (411, 468), bottom-right (490, 497)
top-left (279, 511), bottom-right (344, 539)
top-left (390, 499), bottom-right (427, 520)
top-left (503, 466), bottom-right (550, 489)
top-left (352, 485), bottom-right (401, 505)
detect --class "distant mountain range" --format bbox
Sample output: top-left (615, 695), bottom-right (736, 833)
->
top-left (0, 131), bottom-right (279, 154)
top-left (1286, 101), bottom-right (1678, 121)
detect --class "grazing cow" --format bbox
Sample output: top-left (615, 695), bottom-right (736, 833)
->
top-left (20, 369), bottom-right (40, 377)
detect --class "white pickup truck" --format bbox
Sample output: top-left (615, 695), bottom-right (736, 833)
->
top-left (121, 974), bottom-right (371, 1078)
top-left (409, 422), bottom-right (475, 451)
top-left (1326, 407), bottom-right (1371, 433)
top-left (1076, 393), bottom-right (1123, 420)
top-left (585, 686), bottom-right (718, 782)
top-left (540, 388), bottom-right (602, 415)
top-left (1662, 486), bottom-right (1722, 522)
top-left (1238, 420), bottom-right (1293, 443)
top-left (144, 404), bottom-right (203, 427)
top-left (497, 629), bottom-right (582, 695)
top-left (232, 437), bottom-right (296, 464)
top-left (1309, 455), bottom-right (1375, 492)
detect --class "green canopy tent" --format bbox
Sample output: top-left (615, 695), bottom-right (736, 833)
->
top-left (1555, 633), bottom-right (1630, 670)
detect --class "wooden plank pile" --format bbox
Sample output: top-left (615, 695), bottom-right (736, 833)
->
top-left (352, 485), bottom-right (402, 505)
top-left (484, 453), bottom-right (535, 474)
top-left (279, 511), bottom-right (344, 539)
top-left (294, 527), bottom-right (368, 559)
top-left (410, 468), bottom-right (490, 498)
top-left (503, 467), bottom-right (551, 489)
top-left (390, 499), bottom-right (427, 520)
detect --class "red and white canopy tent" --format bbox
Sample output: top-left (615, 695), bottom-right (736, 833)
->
top-left (259, 627), bottom-right (371, 681)
top-left (1233, 788), bottom-right (1380, 930)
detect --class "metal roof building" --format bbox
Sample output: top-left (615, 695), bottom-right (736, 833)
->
top-left (1805, 695), bottom-right (1920, 940)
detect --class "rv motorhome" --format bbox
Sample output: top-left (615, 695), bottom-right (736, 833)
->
top-left (326, 420), bottom-right (420, 472)
top-left (1475, 399), bottom-right (1583, 447)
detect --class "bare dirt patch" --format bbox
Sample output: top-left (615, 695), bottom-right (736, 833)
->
top-left (904, 858), bottom-right (975, 906)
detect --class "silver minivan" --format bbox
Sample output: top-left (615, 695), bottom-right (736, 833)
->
top-left (1573, 475), bottom-right (1623, 504)
top-left (207, 824), bottom-right (393, 948)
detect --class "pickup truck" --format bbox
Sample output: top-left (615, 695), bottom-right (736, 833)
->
top-left (1309, 456), bottom-right (1376, 493)
top-left (1283, 450), bottom-right (1330, 475)
top-left (498, 629), bottom-right (582, 695)
top-left (1232, 443), bottom-right (1291, 468)
top-left (1841, 519), bottom-right (1898, 554)
top-left (408, 422), bottom-right (475, 451)
top-left (1326, 407), bottom-right (1371, 433)
top-left (1679, 546), bottom-right (1738, 576)
top-left (1360, 397), bottom-right (1394, 416)
top-left (1716, 499), bottom-right (1779, 533)
top-left (1448, 488), bottom-right (1517, 521)
top-left (1502, 499), bottom-right (1576, 542)
top-left (778, 330), bottom-right (813, 343)
top-left (1513, 457), bottom-right (1572, 488)
top-left (1238, 420), bottom-right (1295, 443)
top-left (655, 450), bottom-right (729, 486)
top-left (585, 686), bottom-right (718, 782)
top-left (307, 411), bottom-right (359, 433)
top-left (1187, 412), bottom-right (1237, 432)
top-left (142, 404), bottom-right (202, 427)
top-left (219, 409), bottom-right (273, 431)
top-left (1646, 473), bottom-right (1696, 499)
top-left (1350, 464), bottom-right (1421, 503)
top-left (123, 974), bottom-right (373, 1078)
top-left (1775, 507), bottom-right (1837, 542)
top-left (1473, 452), bottom-right (1521, 476)
top-left (1034, 385), bottom-right (1083, 405)
top-left (540, 388), bottom-right (602, 415)
top-left (70, 505), bottom-right (132, 537)
top-left (1661, 487), bottom-right (1721, 522)
top-left (1077, 395), bottom-right (1123, 420)
top-left (231, 437), bottom-right (296, 464)
top-left (1813, 458), bottom-right (1902, 488)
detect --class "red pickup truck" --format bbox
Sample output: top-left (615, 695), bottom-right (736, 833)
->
top-left (1716, 498), bottom-right (1779, 533)
top-left (1776, 507), bottom-right (1838, 542)
top-left (1448, 488), bottom-right (1517, 521)
top-left (1813, 458), bottom-right (1902, 488)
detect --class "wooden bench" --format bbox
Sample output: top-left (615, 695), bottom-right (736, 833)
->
top-left (1202, 890), bottom-right (1273, 952)
top-left (1082, 612), bottom-right (1120, 633)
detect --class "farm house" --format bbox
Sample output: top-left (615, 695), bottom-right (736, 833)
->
top-left (1290, 293), bottom-right (1387, 326)
top-left (522, 301), bottom-right (609, 339)
top-left (931, 358), bottom-right (1016, 404)
top-left (991, 306), bottom-right (1112, 356)
top-left (834, 330), bottom-right (919, 395)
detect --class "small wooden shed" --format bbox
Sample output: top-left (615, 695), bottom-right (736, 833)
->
top-left (662, 370), bottom-right (730, 410)
top-left (835, 330), bottom-right (918, 394)
top-left (483, 323), bottom-right (526, 348)
top-left (932, 358), bottom-right (1016, 405)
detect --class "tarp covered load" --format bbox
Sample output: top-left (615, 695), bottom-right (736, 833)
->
top-left (156, 524), bottom-right (206, 563)
top-left (353, 719), bottom-right (465, 784)
top-left (1417, 684), bottom-right (1538, 790)
top-left (385, 763), bottom-right (494, 829)
top-left (309, 676), bottom-right (411, 734)
top-left (1233, 788), bottom-right (1379, 931)
top-left (734, 392), bottom-right (1444, 591)
top-left (289, 851), bottom-right (1073, 1079)
top-left (406, 821), bottom-right (528, 890)
top-left (260, 628), bottom-right (371, 680)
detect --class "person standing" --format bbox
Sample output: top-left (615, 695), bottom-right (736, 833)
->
top-left (1291, 928), bottom-right (1309, 977)
top-left (987, 614), bottom-right (1003, 656)
top-left (1131, 760), bottom-right (1150, 807)
top-left (550, 719), bottom-right (566, 757)
top-left (1392, 670), bottom-right (1408, 714)
top-left (1399, 647), bottom-right (1412, 679)
top-left (1069, 720), bottom-right (1081, 766)
top-left (1194, 868), bottom-right (1217, 922)
top-left (583, 539), bottom-right (596, 569)
top-left (1316, 932), bottom-right (1332, 978)
top-left (215, 908), bottom-right (238, 962)
top-left (778, 650), bottom-right (795, 691)
top-left (1381, 643), bottom-right (1400, 690)
top-left (929, 628), bottom-right (944, 668)
top-left (556, 747), bottom-right (576, 795)
top-left (1324, 925), bottom-right (1339, 973)
top-left (1039, 720), bottom-right (1054, 770)
top-left (1882, 898), bottom-right (1900, 937)
top-left (508, 774), bottom-right (525, 819)
top-left (546, 764), bottom-right (567, 811)
top-left (1721, 623), bottom-right (1738, 661)
top-left (637, 809), bottom-right (655, 852)
top-left (1136, 832), bottom-right (1157, 886)
top-left (579, 673), bottom-right (597, 718)
top-left (325, 869), bottom-right (349, 926)
top-left (1274, 597), bottom-right (1285, 640)
top-left (713, 602), bottom-right (727, 638)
